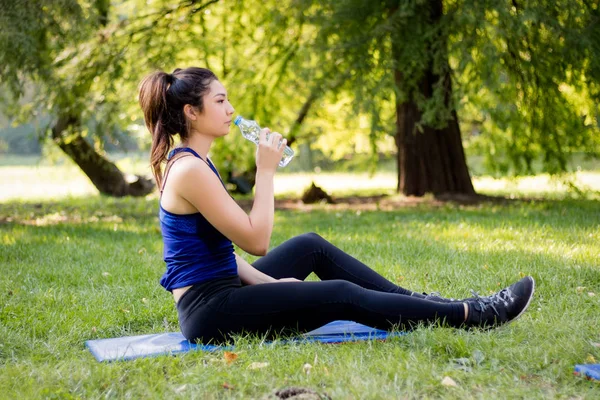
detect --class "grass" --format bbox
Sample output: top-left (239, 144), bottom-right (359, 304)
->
top-left (1, 182), bottom-right (600, 398)
top-left (1, 155), bottom-right (599, 398)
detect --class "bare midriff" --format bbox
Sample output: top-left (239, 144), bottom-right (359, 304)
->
top-left (173, 285), bottom-right (192, 304)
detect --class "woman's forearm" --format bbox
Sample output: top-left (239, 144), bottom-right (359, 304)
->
top-left (247, 170), bottom-right (275, 255)
top-left (235, 253), bottom-right (276, 285)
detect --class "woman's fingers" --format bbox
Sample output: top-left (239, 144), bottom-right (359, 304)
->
top-left (255, 129), bottom-right (286, 171)
top-left (278, 277), bottom-right (302, 283)
top-left (269, 132), bottom-right (282, 148)
top-left (279, 138), bottom-right (287, 150)
top-left (259, 128), bottom-right (270, 143)
top-left (258, 128), bottom-right (285, 151)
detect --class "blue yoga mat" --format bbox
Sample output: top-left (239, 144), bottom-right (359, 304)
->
top-left (86, 320), bottom-right (404, 362)
top-left (574, 364), bottom-right (600, 381)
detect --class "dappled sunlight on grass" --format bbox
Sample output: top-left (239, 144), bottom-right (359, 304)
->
top-left (1, 159), bottom-right (599, 201)
top-left (1, 165), bottom-right (98, 200)
top-left (274, 172), bottom-right (397, 197)
top-left (474, 172), bottom-right (600, 198)
top-left (1, 189), bottom-right (599, 398)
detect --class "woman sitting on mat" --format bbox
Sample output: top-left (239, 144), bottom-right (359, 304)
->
top-left (138, 67), bottom-right (535, 344)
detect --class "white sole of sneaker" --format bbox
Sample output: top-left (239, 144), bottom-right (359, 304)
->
top-left (486, 276), bottom-right (536, 330)
top-left (508, 276), bottom-right (536, 324)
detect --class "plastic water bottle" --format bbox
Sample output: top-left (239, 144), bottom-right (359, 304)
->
top-left (233, 116), bottom-right (294, 167)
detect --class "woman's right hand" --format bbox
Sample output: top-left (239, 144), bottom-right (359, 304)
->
top-left (256, 128), bottom-right (286, 173)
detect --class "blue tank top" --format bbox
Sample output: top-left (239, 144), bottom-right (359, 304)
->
top-left (159, 147), bottom-right (237, 291)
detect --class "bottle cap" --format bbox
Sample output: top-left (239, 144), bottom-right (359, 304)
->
top-left (233, 116), bottom-right (242, 126)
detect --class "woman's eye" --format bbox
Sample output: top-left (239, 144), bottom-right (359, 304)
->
top-left (218, 100), bottom-right (225, 103)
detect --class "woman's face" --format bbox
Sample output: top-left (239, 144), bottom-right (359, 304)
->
top-left (192, 79), bottom-right (235, 137)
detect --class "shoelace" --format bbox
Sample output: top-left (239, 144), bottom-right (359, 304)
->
top-left (425, 292), bottom-right (457, 301)
top-left (470, 288), bottom-right (516, 316)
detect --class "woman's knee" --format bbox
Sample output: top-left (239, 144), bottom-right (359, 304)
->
top-left (289, 232), bottom-right (327, 249)
top-left (324, 279), bottom-right (364, 299)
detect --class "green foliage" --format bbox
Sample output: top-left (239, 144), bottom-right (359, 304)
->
top-left (450, 0), bottom-right (600, 175)
top-left (1, 0), bottom-right (599, 179)
top-left (1, 195), bottom-right (600, 397)
top-left (0, 0), bottom-right (86, 96)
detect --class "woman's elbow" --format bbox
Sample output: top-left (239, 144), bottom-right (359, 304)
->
top-left (241, 242), bottom-right (268, 256)
top-left (252, 245), bottom-right (268, 256)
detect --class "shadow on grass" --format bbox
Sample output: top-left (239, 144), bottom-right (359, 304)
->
top-left (1, 193), bottom-right (598, 229)
top-left (3, 196), bottom-right (597, 299)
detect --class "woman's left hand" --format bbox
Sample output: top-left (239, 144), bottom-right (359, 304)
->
top-left (277, 277), bottom-right (302, 283)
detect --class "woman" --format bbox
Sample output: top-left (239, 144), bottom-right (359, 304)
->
top-left (138, 67), bottom-right (535, 344)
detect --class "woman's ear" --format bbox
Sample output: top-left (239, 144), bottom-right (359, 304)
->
top-left (184, 104), bottom-right (198, 121)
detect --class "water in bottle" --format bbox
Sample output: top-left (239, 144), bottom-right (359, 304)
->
top-left (233, 116), bottom-right (294, 167)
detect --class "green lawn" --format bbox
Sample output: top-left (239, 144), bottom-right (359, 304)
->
top-left (2, 153), bottom-right (600, 202)
top-left (1, 190), bottom-right (599, 398)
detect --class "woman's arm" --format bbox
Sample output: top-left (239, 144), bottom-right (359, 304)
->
top-left (170, 130), bottom-right (284, 256)
top-left (235, 253), bottom-right (276, 285)
top-left (235, 253), bottom-right (301, 285)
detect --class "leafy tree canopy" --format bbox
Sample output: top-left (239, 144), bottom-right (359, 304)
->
top-left (1, 0), bottom-right (598, 183)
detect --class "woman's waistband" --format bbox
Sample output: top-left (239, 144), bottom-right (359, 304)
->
top-left (176, 275), bottom-right (241, 310)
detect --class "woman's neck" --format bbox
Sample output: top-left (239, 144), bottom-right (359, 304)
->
top-left (181, 132), bottom-right (213, 160)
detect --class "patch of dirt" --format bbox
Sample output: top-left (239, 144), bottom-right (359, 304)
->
top-left (0, 193), bottom-right (512, 226)
top-left (237, 193), bottom-right (509, 212)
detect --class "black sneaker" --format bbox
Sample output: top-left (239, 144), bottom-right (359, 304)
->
top-left (421, 291), bottom-right (479, 303)
top-left (421, 292), bottom-right (458, 303)
top-left (464, 276), bottom-right (535, 329)
top-left (426, 291), bottom-right (483, 303)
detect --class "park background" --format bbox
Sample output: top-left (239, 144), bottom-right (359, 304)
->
top-left (1, 0), bottom-right (599, 398)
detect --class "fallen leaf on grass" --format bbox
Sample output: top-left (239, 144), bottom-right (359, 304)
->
top-left (591, 342), bottom-right (600, 348)
top-left (588, 292), bottom-right (596, 297)
top-left (473, 350), bottom-right (485, 365)
top-left (586, 354), bottom-right (597, 363)
top-left (519, 374), bottom-right (540, 382)
top-left (441, 376), bottom-right (458, 387)
top-left (576, 286), bottom-right (586, 293)
top-left (174, 384), bottom-right (187, 394)
top-left (303, 363), bottom-right (312, 375)
top-left (222, 382), bottom-right (234, 390)
top-left (102, 272), bottom-right (111, 277)
top-left (451, 357), bottom-right (472, 372)
top-left (224, 351), bottom-right (238, 364)
top-left (248, 362), bottom-right (269, 370)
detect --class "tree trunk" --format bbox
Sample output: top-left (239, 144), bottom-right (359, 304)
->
top-left (51, 115), bottom-right (154, 197)
top-left (392, 0), bottom-right (475, 197)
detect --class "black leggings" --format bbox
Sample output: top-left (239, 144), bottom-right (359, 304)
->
top-left (176, 233), bottom-right (465, 344)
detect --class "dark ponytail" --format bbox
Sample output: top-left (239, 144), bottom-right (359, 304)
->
top-left (138, 67), bottom-right (218, 188)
